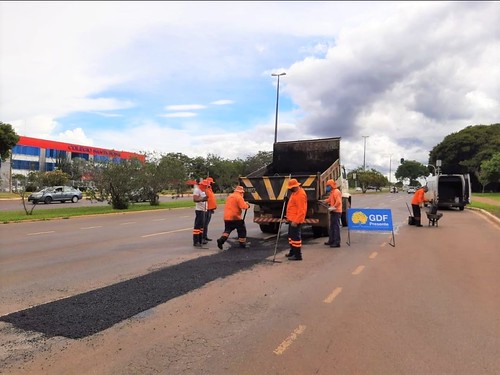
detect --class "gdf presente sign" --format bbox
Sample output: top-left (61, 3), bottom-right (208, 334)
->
top-left (347, 208), bottom-right (393, 231)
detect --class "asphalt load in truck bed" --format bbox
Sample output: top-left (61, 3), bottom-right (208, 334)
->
top-left (0, 237), bottom-right (288, 339)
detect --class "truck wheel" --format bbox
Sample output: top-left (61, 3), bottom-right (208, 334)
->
top-left (312, 226), bottom-right (328, 238)
top-left (259, 223), bottom-right (279, 234)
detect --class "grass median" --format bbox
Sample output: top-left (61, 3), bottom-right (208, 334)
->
top-left (0, 199), bottom-right (227, 224)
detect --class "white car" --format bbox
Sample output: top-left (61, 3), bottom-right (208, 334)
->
top-left (407, 187), bottom-right (416, 194)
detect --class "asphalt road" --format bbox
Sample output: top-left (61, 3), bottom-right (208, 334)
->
top-left (1, 193), bottom-right (499, 374)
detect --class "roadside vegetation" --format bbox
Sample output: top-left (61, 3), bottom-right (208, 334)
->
top-left (0, 198), bottom-right (227, 223)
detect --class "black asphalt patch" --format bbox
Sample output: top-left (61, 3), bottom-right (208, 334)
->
top-left (1, 238), bottom-right (284, 339)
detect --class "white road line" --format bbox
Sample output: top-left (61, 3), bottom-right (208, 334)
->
top-left (273, 325), bottom-right (307, 355)
top-left (141, 227), bottom-right (191, 238)
top-left (323, 287), bottom-right (342, 304)
top-left (369, 252), bottom-right (378, 259)
top-left (81, 226), bottom-right (103, 230)
top-left (27, 231), bottom-right (55, 236)
top-left (152, 218), bottom-right (167, 222)
top-left (352, 265), bottom-right (365, 275)
top-left (120, 222), bottom-right (136, 225)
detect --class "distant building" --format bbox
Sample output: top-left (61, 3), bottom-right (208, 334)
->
top-left (0, 136), bottom-right (145, 192)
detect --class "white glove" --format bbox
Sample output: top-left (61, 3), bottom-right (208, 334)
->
top-left (328, 207), bottom-right (335, 212)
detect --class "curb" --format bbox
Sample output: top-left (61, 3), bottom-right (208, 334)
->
top-left (468, 207), bottom-right (500, 227)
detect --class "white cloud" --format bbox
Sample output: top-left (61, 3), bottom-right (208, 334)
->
top-left (1, 1), bottom-right (499, 178)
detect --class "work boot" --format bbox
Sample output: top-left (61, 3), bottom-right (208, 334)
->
top-left (217, 237), bottom-right (225, 250)
top-left (285, 247), bottom-right (295, 257)
top-left (239, 242), bottom-right (250, 248)
top-left (288, 249), bottom-right (302, 261)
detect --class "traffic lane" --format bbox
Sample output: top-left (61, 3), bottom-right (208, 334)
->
top-left (193, 209), bottom-right (500, 374)
top-left (0, 195), bottom-right (196, 212)
top-left (0, 206), bottom-right (267, 316)
top-left (6, 205), bottom-right (498, 374)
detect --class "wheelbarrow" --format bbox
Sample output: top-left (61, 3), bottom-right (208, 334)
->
top-left (425, 203), bottom-right (443, 227)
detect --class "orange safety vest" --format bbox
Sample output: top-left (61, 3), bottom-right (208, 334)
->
top-left (286, 187), bottom-right (308, 223)
top-left (223, 192), bottom-right (249, 221)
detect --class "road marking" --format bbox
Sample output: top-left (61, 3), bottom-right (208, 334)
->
top-left (323, 287), bottom-right (342, 304)
top-left (81, 226), bottom-right (103, 230)
top-left (152, 218), bottom-right (167, 222)
top-left (27, 231), bottom-right (55, 236)
top-left (352, 265), bottom-right (365, 275)
top-left (141, 227), bottom-right (191, 238)
top-left (120, 222), bottom-right (136, 225)
top-left (273, 325), bottom-right (307, 355)
top-left (369, 252), bottom-right (378, 259)
top-left (380, 242), bottom-right (387, 248)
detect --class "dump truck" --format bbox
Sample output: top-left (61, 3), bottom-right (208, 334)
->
top-left (425, 173), bottom-right (471, 210)
top-left (238, 137), bottom-right (351, 237)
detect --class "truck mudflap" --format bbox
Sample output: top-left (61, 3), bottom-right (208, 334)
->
top-left (239, 175), bottom-right (319, 202)
top-left (254, 217), bottom-right (320, 224)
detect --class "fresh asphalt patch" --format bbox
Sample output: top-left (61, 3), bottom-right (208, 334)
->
top-left (0, 237), bottom-right (298, 339)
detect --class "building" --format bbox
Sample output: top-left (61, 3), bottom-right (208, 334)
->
top-left (0, 136), bottom-right (145, 192)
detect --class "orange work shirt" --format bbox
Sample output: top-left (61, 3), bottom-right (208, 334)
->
top-left (206, 187), bottom-right (217, 210)
top-left (411, 188), bottom-right (427, 205)
top-left (325, 188), bottom-right (343, 213)
top-left (223, 192), bottom-right (249, 221)
top-left (286, 187), bottom-right (308, 223)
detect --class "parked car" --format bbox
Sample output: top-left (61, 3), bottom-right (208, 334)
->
top-left (407, 186), bottom-right (416, 194)
top-left (28, 186), bottom-right (83, 204)
top-left (128, 188), bottom-right (159, 203)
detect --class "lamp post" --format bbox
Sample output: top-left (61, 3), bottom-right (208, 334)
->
top-left (389, 153), bottom-right (392, 183)
top-left (272, 72), bottom-right (286, 144)
top-left (362, 135), bottom-right (369, 171)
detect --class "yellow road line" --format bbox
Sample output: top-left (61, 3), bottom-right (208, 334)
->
top-left (352, 265), bottom-right (365, 275)
top-left (323, 287), bottom-right (342, 304)
top-left (369, 252), bottom-right (378, 259)
top-left (273, 325), bottom-right (307, 355)
top-left (141, 227), bottom-right (191, 238)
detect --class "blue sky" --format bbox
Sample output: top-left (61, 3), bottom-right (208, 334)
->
top-left (1, 1), bottom-right (499, 179)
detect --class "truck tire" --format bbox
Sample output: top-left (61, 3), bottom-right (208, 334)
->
top-left (259, 223), bottom-right (279, 234)
top-left (312, 226), bottom-right (328, 238)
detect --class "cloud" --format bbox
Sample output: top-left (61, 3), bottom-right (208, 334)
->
top-left (2, 1), bottom-right (499, 179)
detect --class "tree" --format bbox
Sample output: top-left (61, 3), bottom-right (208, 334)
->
top-left (348, 167), bottom-right (389, 193)
top-left (0, 122), bottom-right (20, 161)
top-left (428, 123), bottom-right (500, 191)
top-left (39, 170), bottom-right (70, 187)
top-left (479, 152), bottom-right (500, 192)
top-left (395, 160), bottom-right (429, 186)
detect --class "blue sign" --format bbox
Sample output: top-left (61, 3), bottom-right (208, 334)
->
top-left (347, 208), bottom-right (393, 232)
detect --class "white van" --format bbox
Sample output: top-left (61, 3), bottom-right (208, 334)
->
top-left (425, 174), bottom-right (471, 211)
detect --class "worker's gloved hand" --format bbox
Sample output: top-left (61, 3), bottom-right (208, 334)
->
top-left (290, 221), bottom-right (298, 227)
top-left (283, 195), bottom-right (289, 202)
top-left (328, 206), bottom-right (335, 212)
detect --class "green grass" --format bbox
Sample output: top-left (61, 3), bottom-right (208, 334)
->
top-left (0, 199), bottom-right (226, 223)
top-left (472, 192), bottom-right (500, 202)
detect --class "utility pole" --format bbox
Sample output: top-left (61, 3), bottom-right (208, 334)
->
top-left (362, 136), bottom-right (369, 171)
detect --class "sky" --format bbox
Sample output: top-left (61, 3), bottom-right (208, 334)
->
top-left (1, 1), bottom-right (499, 180)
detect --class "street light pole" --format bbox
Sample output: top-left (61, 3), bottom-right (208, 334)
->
top-left (362, 135), bottom-right (369, 171)
top-left (272, 72), bottom-right (286, 144)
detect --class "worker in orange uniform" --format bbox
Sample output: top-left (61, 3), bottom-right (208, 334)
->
top-left (217, 186), bottom-right (250, 250)
top-left (203, 177), bottom-right (217, 243)
top-left (324, 179), bottom-right (342, 248)
top-left (192, 179), bottom-right (208, 247)
top-left (411, 185), bottom-right (429, 227)
top-left (285, 178), bottom-right (308, 261)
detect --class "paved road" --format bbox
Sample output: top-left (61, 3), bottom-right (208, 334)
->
top-left (1, 193), bottom-right (499, 374)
